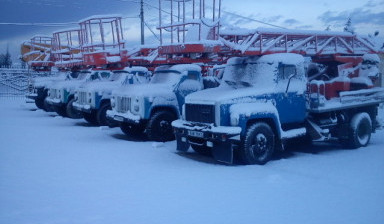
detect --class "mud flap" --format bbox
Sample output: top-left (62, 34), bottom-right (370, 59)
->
top-left (211, 141), bottom-right (233, 164)
top-left (176, 135), bottom-right (190, 152)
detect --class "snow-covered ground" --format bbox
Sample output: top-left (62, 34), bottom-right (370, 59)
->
top-left (0, 98), bottom-right (384, 224)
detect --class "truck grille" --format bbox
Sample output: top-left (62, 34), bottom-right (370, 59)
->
top-left (116, 96), bottom-right (131, 113)
top-left (185, 104), bottom-right (215, 124)
top-left (78, 91), bottom-right (88, 104)
top-left (49, 89), bottom-right (59, 99)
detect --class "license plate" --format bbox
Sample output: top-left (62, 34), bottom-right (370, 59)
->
top-left (114, 116), bottom-right (125, 122)
top-left (188, 130), bottom-right (204, 138)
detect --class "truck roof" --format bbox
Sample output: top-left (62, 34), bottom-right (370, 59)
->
top-left (155, 64), bottom-right (202, 73)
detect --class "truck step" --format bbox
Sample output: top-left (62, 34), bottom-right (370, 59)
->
top-left (306, 119), bottom-right (329, 141)
top-left (281, 127), bottom-right (306, 139)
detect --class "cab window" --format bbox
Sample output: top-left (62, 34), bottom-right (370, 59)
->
top-left (278, 64), bottom-right (296, 80)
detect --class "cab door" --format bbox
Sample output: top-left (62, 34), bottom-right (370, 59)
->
top-left (274, 64), bottom-right (307, 126)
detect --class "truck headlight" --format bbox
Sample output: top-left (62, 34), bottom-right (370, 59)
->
top-left (230, 116), bottom-right (239, 126)
top-left (133, 97), bottom-right (140, 112)
top-left (182, 104), bottom-right (186, 120)
top-left (131, 96), bottom-right (141, 114)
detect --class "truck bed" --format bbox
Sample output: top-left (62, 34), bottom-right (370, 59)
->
top-left (308, 87), bottom-right (384, 113)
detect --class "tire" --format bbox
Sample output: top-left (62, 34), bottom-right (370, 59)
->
top-left (83, 111), bottom-right (98, 125)
top-left (56, 105), bottom-right (67, 117)
top-left (43, 97), bottom-right (54, 112)
top-left (191, 144), bottom-right (212, 156)
top-left (35, 97), bottom-right (45, 110)
top-left (66, 98), bottom-right (83, 119)
top-left (35, 89), bottom-right (48, 110)
top-left (120, 123), bottom-right (145, 137)
top-left (97, 103), bottom-right (115, 126)
top-left (344, 112), bottom-right (372, 149)
top-left (239, 122), bottom-right (275, 165)
top-left (146, 111), bottom-right (177, 142)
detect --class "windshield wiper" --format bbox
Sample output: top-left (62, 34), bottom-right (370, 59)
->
top-left (225, 80), bottom-right (252, 88)
top-left (225, 80), bottom-right (237, 87)
top-left (239, 81), bottom-right (252, 87)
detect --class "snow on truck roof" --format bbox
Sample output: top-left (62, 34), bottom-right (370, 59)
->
top-left (155, 64), bottom-right (201, 73)
top-left (226, 53), bottom-right (304, 66)
top-left (258, 53), bottom-right (305, 65)
top-left (122, 66), bottom-right (148, 73)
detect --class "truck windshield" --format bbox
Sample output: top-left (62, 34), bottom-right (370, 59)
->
top-left (109, 71), bottom-right (125, 81)
top-left (222, 63), bottom-right (261, 88)
top-left (77, 72), bottom-right (91, 80)
top-left (150, 71), bottom-right (180, 86)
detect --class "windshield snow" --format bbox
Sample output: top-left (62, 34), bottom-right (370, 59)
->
top-left (150, 71), bottom-right (180, 86)
top-left (222, 62), bottom-right (276, 89)
top-left (109, 72), bottom-right (125, 81)
top-left (77, 72), bottom-right (91, 80)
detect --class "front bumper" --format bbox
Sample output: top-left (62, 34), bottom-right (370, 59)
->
top-left (26, 93), bottom-right (38, 100)
top-left (45, 97), bottom-right (63, 107)
top-left (106, 109), bottom-right (142, 124)
top-left (172, 119), bottom-right (242, 164)
top-left (72, 102), bottom-right (92, 113)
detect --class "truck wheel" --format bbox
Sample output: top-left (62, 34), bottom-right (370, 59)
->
top-left (83, 111), bottom-right (98, 125)
top-left (146, 111), bottom-right (176, 142)
top-left (191, 144), bottom-right (212, 156)
top-left (66, 98), bottom-right (83, 119)
top-left (240, 122), bottom-right (275, 165)
top-left (35, 98), bottom-right (45, 110)
top-left (344, 112), bottom-right (372, 149)
top-left (120, 123), bottom-right (144, 137)
top-left (43, 97), bottom-right (54, 112)
top-left (56, 105), bottom-right (67, 117)
top-left (97, 103), bottom-right (115, 126)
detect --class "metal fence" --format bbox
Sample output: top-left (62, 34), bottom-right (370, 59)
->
top-left (0, 67), bottom-right (53, 99)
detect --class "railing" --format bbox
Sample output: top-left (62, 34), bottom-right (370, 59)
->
top-left (0, 67), bottom-right (53, 98)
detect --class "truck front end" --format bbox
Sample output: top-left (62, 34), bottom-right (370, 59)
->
top-left (173, 99), bottom-right (242, 163)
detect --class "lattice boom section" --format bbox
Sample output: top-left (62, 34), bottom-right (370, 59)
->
top-left (220, 29), bottom-right (380, 56)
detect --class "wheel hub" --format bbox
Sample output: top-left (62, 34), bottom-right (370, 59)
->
top-left (252, 133), bottom-right (267, 154)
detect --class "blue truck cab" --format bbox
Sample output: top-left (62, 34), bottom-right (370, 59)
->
top-left (107, 64), bottom-right (204, 141)
top-left (173, 53), bottom-right (309, 164)
top-left (72, 67), bottom-right (150, 126)
top-left (45, 70), bottom-right (112, 118)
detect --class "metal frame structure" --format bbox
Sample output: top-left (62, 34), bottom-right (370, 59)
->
top-left (156, 0), bottom-right (222, 63)
top-left (52, 29), bottom-right (84, 70)
top-left (220, 29), bottom-right (378, 57)
top-left (23, 2), bottom-right (382, 75)
top-left (21, 36), bottom-right (55, 71)
top-left (79, 15), bottom-right (125, 68)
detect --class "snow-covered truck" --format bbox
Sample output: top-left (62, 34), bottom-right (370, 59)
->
top-left (26, 71), bottom-right (76, 111)
top-left (72, 67), bottom-right (151, 126)
top-left (107, 64), bottom-right (210, 141)
top-left (45, 70), bottom-right (112, 118)
top-left (172, 53), bottom-right (384, 165)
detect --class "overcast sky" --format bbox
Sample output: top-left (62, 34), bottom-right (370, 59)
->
top-left (0, 0), bottom-right (383, 63)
